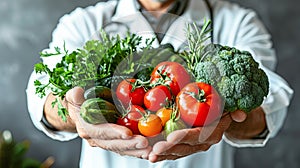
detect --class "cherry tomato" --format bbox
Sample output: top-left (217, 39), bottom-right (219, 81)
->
top-left (138, 114), bottom-right (163, 137)
top-left (116, 79), bottom-right (146, 107)
top-left (176, 82), bottom-right (223, 127)
top-left (150, 61), bottom-right (190, 96)
top-left (144, 85), bottom-right (172, 112)
top-left (156, 107), bottom-right (172, 126)
top-left (117, 105), bottom-right (146, 134)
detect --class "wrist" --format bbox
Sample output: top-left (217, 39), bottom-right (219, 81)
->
top-left (41, 113), bottom-right (58, 131)
top-left (44, 93), bottom-right (77, 132)
top-left (252, 126), bottom-right (269, 139)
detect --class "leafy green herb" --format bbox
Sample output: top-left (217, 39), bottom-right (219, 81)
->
top-left (34, 30), bottom-right (149, 121)
top-left (180, 20), bottom-right (212, 76)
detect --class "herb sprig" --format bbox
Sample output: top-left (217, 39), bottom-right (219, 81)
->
top-left (180, 20), bottom-right (212, 75)
top-left (34, 30), bottom-right (147, 121)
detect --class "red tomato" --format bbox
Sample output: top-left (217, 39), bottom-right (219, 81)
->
top-left (144, 85), bottom-right (172, 112)
top-left (176, 82), bottom-right (223, 127)
top-left (138, 114), bottom-right (163, 137)
top-left (116, 79), bottom-right (146, 107)
top-left (117, 105), bottom-right (146, 134)
top-left (150, 62), bottom-right (190, 96)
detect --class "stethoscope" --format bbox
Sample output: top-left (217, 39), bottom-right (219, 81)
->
top-left (103, 0), bottom-right (214, 43)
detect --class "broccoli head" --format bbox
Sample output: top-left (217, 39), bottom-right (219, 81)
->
top-left (195, 44), bottom-right (269, 113)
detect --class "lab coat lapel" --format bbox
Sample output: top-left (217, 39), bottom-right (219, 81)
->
top-left (111, 0), bottom-right (160, 47)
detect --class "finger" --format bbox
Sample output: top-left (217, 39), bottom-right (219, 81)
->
top-left (66, 87), bottom-right (85, 105)
top-left (87, 139), bottom-right (152, 159)
top-left (198, 114), bottom-right (232, 144)
top-left (230, 110), bottom-right (247, 122)
top-left (167, 127), bottom-right (211, 145)
top-left (151, 141), bottom-right (173, 154)
top-left (118, 146), bottom-right (152, 159)
top-left (162, 143), bottom-right (211, 156)
top-left (166, 128), bottom-right (191, 144)
top-left (151, 141), bottom-right (210, 156)
top-left (149, 154), bottom-right (181, 163)
top-left (66, 100), bottom-right (82, 123)
top-left (77, 123), bottom-right (133, 140)
top-left (87, 139), bottom-right (97, 146)
top-left (91, 135), bottom-right (149, 151)
top-left (167, 114), bottom-right (232, 145)
top-left (213, 113), bottom-right (232, 134)
top-left (65, 87), bottom-right (85, 122)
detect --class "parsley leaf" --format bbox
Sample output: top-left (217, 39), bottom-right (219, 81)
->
top-left (34, 30), bottom-right (148, 121)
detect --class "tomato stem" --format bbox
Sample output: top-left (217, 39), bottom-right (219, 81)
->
top-left (150, 67), bottom-right (172, 88)
top-left (185, 89), bottom-right (206, 102)
top-left (170, 103), bottom-right (180, 121)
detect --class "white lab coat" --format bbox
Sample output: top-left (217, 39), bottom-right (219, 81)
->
top-left (26, 0), bottom-right (294, 168)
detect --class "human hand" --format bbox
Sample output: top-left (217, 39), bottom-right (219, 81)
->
top-left (66, 87), bottom-right (151, 159)
top-left (148, 110), bottom-right (246, 162)
top-left (226, 108), bottom-right (266, 139)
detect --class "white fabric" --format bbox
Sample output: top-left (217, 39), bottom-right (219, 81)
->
top-left (26, 0), bottom-right (294, 167)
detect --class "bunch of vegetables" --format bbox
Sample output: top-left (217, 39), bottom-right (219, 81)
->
top-left (34, 20), bottom-right (269, 138)
top-left (115, 61), bottom-right (192, 137)
top-left (34, 31), bottom-right (145, 121)
top-left (181, 21), bottom-right (269, 113)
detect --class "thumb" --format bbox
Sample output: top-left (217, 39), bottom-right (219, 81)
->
top-left (65, 87), bottom-right (85, 123)
top-left (230, 110), bottom-right (247, 123)
top-left (66, 87), bottom-right (85, 105)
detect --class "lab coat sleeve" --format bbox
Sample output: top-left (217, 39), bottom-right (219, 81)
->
top-left (26, 2), bottom-right (114, 141)
top-left (221, 7), bottom-right (294, 147)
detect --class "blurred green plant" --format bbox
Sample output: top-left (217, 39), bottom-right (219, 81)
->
top-left (0, 130), bottom-right (54, 168)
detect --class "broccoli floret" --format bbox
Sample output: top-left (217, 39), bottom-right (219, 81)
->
top-left (194, 44), bottom-right (269, 113)
top-left (216, 59), bottom-right (235, 76)
top-left (195, 61), bottom-right (220, 86)
top-left (217, 76), bottom-right (235, 97)
top-left (224, 97), bottom-right (238, 112)
top-left (237, 95), bottom-right (255, 112)
top-left (251, 82), bottom-right (266, 108)
top-left (253, 69), bottom-right (269, 96)
top-left (231, 74), bottom-right (251, 99)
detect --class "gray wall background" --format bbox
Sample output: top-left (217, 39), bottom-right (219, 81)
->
top-left (0, 0), bottom-right (298, 167)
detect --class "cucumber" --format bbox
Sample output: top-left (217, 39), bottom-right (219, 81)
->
top-left (80, 98), bottom-right (120, 124)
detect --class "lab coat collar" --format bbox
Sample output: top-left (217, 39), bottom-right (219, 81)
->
top-left (111, 0), bottom-right (211, 49)
top-left (112, 0), bottom-right (139, 19)
top-left (112, 0), bottom-right (211, 21)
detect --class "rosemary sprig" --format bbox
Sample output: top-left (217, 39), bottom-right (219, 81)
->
top-left (181, 20), bottom-right (212, 75)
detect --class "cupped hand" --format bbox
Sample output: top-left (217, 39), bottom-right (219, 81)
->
top-left (63, 87), bottom-right (248, 161)
top-left (148, 112), bottom-right (234, 162)
top-left (65, 87), bottom-right (151, 159)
